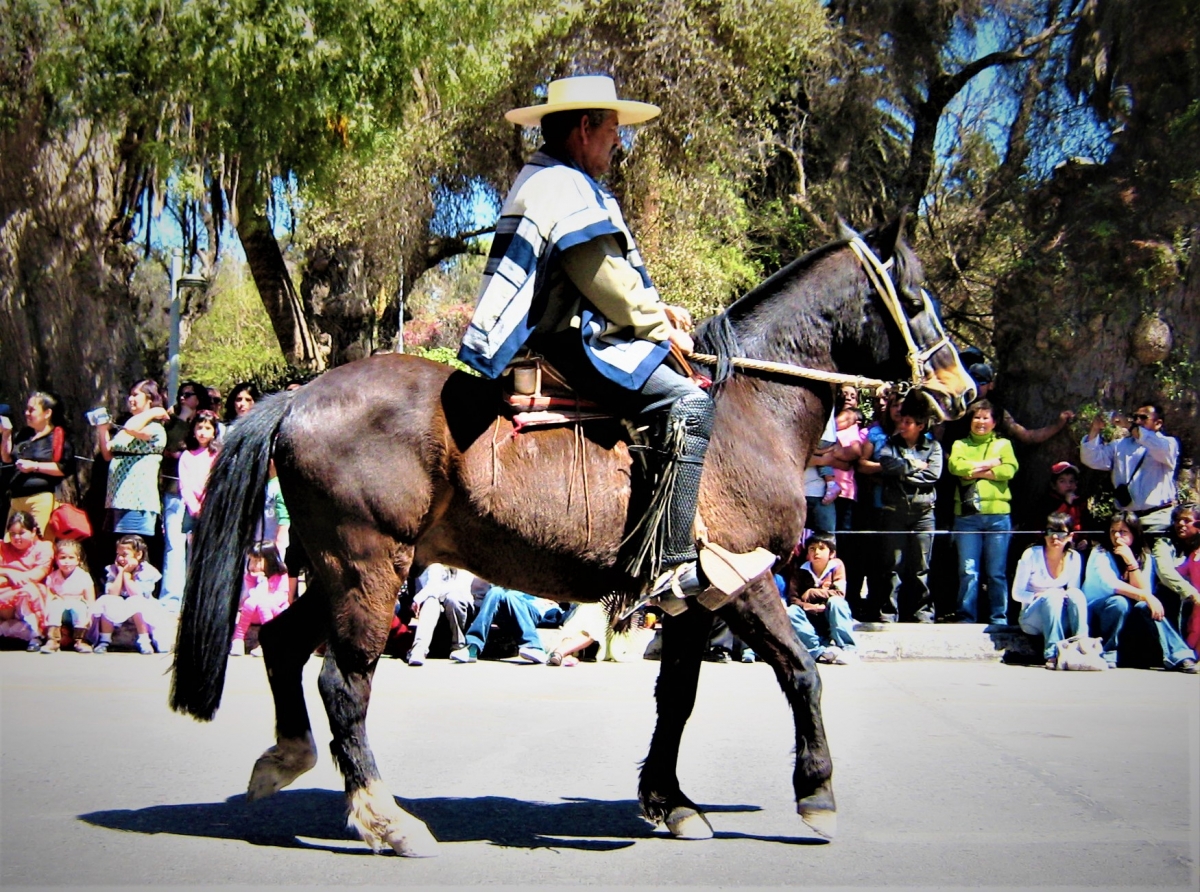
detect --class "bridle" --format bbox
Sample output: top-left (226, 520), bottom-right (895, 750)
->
top-left (689, 236), bottom-right (957, 394)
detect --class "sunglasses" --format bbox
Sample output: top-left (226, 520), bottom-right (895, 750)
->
top-left (180, 391), bottom-right (196, 398)
top-left (1044, 531), bottom-right (1071, 541)
top-left (1132, 413), bottom-right (1152, 421)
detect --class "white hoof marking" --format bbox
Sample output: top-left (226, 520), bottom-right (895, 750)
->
top-left (347, 781), bottom-right (439, 857)
top-left (798, 807), bottom-right (837, 840)
top-left (665, 806), bottom-right (713, 840)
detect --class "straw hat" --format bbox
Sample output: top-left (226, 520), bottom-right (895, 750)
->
top-left (506, 75), bottom-right (661, 127)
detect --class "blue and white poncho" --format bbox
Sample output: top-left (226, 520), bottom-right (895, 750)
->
top-left (457, 151), bottom-right (670, 390)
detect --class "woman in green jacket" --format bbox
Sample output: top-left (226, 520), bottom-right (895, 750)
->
top-left (949, 400), bottom-right (1019, 624)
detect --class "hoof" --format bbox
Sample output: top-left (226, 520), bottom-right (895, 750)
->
top-left (348, 781), bottom-right (439, 857)
top-left (665, 806), bottom-right (714, 840)
top-left (798, 805), bottom-right (837, 840)
top-left (246, 733), bottom-right (318, 801)
top-left (385, 816), bottom-right (440, 858)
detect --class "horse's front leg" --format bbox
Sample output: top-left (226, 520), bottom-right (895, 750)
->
top-left (639, 603), bottom-right (715, 839)
top-left (720, 577), bottom-right (837, 839)
top-left (318, 638), bottom-right (439, 857)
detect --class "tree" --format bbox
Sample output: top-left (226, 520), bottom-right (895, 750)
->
top-left (993, 0), bottom-right (1200, 502)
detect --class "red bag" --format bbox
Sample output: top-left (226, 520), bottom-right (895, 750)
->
top-left (48, 503), bottom-right (92, 540)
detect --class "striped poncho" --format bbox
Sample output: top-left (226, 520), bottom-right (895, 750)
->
top-left (457, 151), bottom-right (669, 390)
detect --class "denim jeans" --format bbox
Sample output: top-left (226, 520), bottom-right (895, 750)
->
top-left (805, 497), bottom-right (836, 535)
top-left (787, 597), bottom-right (857, 657)
top-left (1089, 595), bottom-right (1197, 668)
top-left (465, 587), bottom-right (554, 654)
top-left (159, 493), bottom-right (186, 613)
top-left (1018, 588), bottom-right (1089, 660)
top-left (953, 513), bottom-right (1012, 624)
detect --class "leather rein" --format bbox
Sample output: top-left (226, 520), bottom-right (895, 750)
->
top-left (687, 236), bottom-right (951, 393)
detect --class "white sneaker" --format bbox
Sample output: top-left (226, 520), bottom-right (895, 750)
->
top-left (407, 652), bottom-right (425, 667)
top-left (249, 646), bottom-right (263, 658)
top-left (518, 646), bottom-right (548, 664)
top-left (229, 639), bottom-right (245, 657)
top-left (815, 646), bottom-right (843, 664)
top-left (450, 645), bottom-right (477, 663)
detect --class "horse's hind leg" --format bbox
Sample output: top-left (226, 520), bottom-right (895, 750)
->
top-left (720, 578), bottom-right (837, 839)
top-left (638, 604), bottom-right (716, 840)
top-left (318, 545), bottom-right (438, 857)
top-left (246, 579), bottom-right (327, 801)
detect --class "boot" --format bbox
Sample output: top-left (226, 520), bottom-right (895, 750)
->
top-left (39, 627), bottom-right (61, 654)
top-left (643, 394), bottom-right (773, 601)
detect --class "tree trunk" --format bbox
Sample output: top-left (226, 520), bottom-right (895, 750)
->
top-left (234, 192), bottom-right (327, 372)
top-left (0, 111), bottom-right (145, 488)
top-left (300, 240), bottom-right (376, 366)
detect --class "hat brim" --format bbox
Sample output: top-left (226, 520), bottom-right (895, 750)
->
top-left (505, 99), bottom-right (661, 127)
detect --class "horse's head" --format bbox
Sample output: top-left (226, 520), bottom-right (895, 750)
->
top-left (841, 215), bottom-right (976, 421)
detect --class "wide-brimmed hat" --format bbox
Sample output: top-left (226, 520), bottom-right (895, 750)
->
top-left (506, 75), bottom-right (661, 127)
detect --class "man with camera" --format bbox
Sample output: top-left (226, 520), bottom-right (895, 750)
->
top-left (1080, 404), bottom-right (1179, 535)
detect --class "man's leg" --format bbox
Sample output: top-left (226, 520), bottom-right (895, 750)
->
top-left (407, 591), bottom-right (440, 664)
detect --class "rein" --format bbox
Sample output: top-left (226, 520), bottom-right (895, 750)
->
top-left (688, 236), bottom-right (947, 392)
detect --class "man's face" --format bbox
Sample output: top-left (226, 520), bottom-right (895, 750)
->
top-left (576, 112), bottom-right (620, 178)
top-left (1131, 405), bottom-right (1162, 437)
top-left (1174, 510), bottom-right (1199, 543)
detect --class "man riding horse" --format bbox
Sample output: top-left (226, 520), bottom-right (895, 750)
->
top-left (458, 74), bottom-right (772, 604)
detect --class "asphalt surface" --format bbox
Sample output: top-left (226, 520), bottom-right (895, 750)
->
top-left (1, 649), bottom-right (1197, 890)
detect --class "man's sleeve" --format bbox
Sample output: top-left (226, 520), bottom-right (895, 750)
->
top-left (1138, 429), bottom-right (1179, 469)
top-left (1079, 435), bottom-right (1112, 470)
top-left (561, 235), bottom-right (671, 341)
top-left (1152, 539), bottom-right (1200, 603)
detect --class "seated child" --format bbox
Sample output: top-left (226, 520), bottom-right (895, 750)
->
top-left (92, 534), bottom-right (168, 654)
top-left (40, 538), bottom-right (96, 653)
top-left (231, 541), bottom-right (291, 656)
top-left (785, 532), bottom-right (859, 665)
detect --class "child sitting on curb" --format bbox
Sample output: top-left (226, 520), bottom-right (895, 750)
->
top-left (785, 532), bottom-right (859, 665)
top-left (40, 539), bottom-right (96, 653)
top-left (92, 535), bottom-right (168, 654)
top-left (230, 541), bottom-right (291, 657)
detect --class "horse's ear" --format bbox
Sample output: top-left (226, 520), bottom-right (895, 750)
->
top-left (835, 216), bottom-right (860, 242)
top-left (873, 211), bottom-right (908, 262)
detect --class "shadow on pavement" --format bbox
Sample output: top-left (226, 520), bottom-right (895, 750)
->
top-left (79, 790), bottom-right (811, 853)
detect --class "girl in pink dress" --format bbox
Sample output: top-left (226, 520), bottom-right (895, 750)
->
top-left (0, 511), bottom-right (53, 649)
top-left (230, 541), bottom-right (291, 656)
top-left (40, 538), bottom-right (96, 653)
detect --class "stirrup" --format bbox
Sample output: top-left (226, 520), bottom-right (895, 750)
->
top-left (694, 542), bottom-right (776, 611)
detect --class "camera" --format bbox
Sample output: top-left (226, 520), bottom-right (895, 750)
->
top-left (85, 407), bottom-right (112, 426)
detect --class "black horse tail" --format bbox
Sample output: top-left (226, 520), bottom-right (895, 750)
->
top-left (170, 391), bottom-right (294, 720)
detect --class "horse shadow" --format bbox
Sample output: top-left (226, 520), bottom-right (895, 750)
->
top-left (79, 789), bottom-right (823, 853)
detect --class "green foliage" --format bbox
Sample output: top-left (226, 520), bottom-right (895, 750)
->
top-left (409, 345), bottom-right (474, 374)
top-left (180, 261), bottom-right (287, 391)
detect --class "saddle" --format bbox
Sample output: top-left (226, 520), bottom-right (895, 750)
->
top-left (500, 355), bottom-right (616, 432)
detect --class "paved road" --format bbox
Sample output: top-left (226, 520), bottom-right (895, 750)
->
top-left (1, 650), bottom-right (1197, 890)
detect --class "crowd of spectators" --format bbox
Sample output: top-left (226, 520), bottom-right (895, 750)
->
top-left (1, 358), bottom-right (1196, 675)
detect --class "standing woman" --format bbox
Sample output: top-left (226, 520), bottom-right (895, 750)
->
top-left (1083, 511), bottom-right (1197, 672)
top-left (1, 392), bottom-right (75, 538)
top-left (949, 400), bottom-right (1018, 624)
top-left (1012, 513), bottom-right (1090, 668)
top-left (223, 382), bottom-right (260, 426)
top-left (97, 381), bottom-right (169, 541)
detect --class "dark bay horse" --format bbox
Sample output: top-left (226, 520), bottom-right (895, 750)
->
top-left (170, 216), bottom-right (975, 856)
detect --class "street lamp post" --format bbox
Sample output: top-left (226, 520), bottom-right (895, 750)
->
top-left (168, 249), bottom-right (208, 406)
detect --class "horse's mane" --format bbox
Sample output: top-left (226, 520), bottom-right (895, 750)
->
top-left (694, 239), bottom-right (850, 388)
top-left (694, 221), bottom-right (925, 388)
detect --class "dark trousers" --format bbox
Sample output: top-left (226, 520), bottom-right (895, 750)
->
top-left (880, 502), bottom-right (935, 622)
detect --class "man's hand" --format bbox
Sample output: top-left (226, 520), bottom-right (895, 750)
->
top-left (667, 328), bottom-right (694, 355)
top-left (1088, 414), bottom-right (1106, 438)
top-left (663, 305), bottom-right (693, 333)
